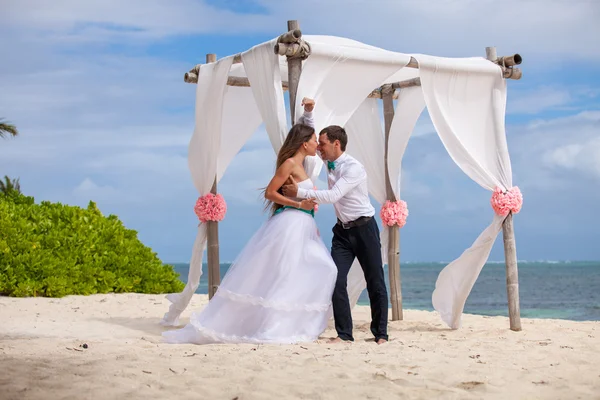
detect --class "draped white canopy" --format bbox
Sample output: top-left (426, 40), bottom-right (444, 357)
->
top-left (161, 35), bottom-right (515, 330)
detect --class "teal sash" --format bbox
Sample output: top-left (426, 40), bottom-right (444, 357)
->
top-left (273, 205), bottom-right (314, 218)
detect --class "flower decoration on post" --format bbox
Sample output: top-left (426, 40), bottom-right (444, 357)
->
top-left (490, 186), bottom-right (523, 217)
top-left (194, 193), bottom-right (227, 223)
top-left (380, 199), bottom-right (408, 228)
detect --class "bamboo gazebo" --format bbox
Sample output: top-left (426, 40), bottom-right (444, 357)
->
top-left (161, 20), bottom-right (525, 331)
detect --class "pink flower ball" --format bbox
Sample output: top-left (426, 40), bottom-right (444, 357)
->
top-left (380, 200), bottom-right (408, 228)
top-left (490, 186), bottom-right (523, 217)
top-left (194, 193), bottom-right (227, 223)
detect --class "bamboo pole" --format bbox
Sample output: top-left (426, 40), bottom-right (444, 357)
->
top-left (225, 76), bottom-right (289, 90)
top-left (278, 29), bottom-right (302, 44)
top-left (369, 77), bottom-right (421, 98)
top-left (205, 53), bottom-right (221, 300)
top-left (486, 47), bottom-right (523, 79)
top-left (381, 84), bottom-right (403, 321)
top-left (185, 75), bottom-right (420, 99)
top-left (286, 20), bottom-right (302, 124)
top-left (185, 56), bottom-right (419, 83)
top-left (486, 46), bottom-right (522, 331)
top-left (184, 49), bottom-right (523, 84)
top-left (502, 213), bottom-right (521, 330)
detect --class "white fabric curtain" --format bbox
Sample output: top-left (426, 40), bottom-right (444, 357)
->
top-left (413, 54), bottom-right (512, 329)
top-left (162, 46), bottom-right (280, 325)
top-left (217, 86), bottom-right (264, 181)
top-left (343, 88), bottom-right (426, 307)
top-left (161, 55), bottom-right (235, 326)
top-left (387, 87), bottom-right (427, 200)
top-left (242, 40), bottom-right (288, 153)
top-left (345, 99), bottom-right (386, 203)
top-left (295, 36), bottom-right (412, 130)
top-left (294, 37), bottom-right (414, 197)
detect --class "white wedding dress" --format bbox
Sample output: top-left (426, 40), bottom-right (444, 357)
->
top-left (162, 178), bottom-right (338, 345)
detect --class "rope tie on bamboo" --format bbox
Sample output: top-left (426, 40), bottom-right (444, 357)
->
top-left (274, 41), bottom-right (311, 60)
top-left (504, 67), bottom-right (515, 79)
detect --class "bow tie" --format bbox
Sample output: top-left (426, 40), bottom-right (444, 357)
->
top-left (327, 160), bottom-right (336, 171)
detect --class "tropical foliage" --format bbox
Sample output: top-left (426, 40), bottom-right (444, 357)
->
top-left (0, 191), bottom-right (184, 297)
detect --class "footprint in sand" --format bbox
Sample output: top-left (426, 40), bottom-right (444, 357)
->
top-left (457, 381), bottom-right (485, 390)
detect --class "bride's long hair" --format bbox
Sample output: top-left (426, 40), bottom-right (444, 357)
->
top-left (263, 123), bottom-right (316, 215)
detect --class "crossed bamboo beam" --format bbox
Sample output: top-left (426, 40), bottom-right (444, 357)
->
top-left (183, 42), bottom-right (521, 100)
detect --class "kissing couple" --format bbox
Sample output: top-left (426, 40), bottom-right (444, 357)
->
top-left (163, 98), bottom-right (389, 345)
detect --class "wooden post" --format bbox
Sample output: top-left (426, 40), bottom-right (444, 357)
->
top-left (485, 47), bottom-right (497, 62)
top-left (382, 84), bottom-right (403, 321)
top-left (205, 53), bottom-right (221, 300)
top-left (502, 213), bottom-right (521, 331)
top-left (486, 46), bottom-right (522, 331)
top-left (286, 20), bottom-right (302, 124)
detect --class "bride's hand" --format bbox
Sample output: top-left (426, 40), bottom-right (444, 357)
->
top-left (302, 97), bottom-right (315, 112)
top-left (298, 198), bottom-right (316, 211)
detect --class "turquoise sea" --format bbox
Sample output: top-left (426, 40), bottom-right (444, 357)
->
top-left (171, 261), bottom-right (600, 321)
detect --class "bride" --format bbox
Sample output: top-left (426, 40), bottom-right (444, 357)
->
top-left (162, 100), bottom-right (338, 345)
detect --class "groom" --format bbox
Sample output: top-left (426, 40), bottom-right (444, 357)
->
top-left (283, 121), bottom-right (389, 345)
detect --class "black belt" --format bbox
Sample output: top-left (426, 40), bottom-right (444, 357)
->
top-left (337, 216), bottom-right (372, 229)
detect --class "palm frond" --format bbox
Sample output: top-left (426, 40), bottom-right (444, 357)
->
top-left (0, 175), bottom-right (21, 194)
top-left (0, 118), bottom-right (19, 138)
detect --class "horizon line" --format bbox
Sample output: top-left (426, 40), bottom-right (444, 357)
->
top-left (164, 260), bottom-right (600, 265)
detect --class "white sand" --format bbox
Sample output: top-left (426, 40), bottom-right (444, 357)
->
top-left (1, 294), bottom-right (598, 400)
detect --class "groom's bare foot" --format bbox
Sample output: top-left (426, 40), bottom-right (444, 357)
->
top-left (376, 338), bottom-right (387, 345)
top-left (327, 337), bottom-right (345, 344)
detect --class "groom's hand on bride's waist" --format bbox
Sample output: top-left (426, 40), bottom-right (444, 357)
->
top-left (282, 176), bottom-right (299, 197)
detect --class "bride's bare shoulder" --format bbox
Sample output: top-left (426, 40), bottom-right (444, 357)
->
top-left (276, 158), bottom-right (296, 171)
top-left (279, 158), bottom-right (300, 171)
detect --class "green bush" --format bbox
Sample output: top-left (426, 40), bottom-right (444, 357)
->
top-left (0, 192), bottom-right (184, 297)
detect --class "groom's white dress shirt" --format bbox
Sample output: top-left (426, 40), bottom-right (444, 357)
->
top-left (296, 152), bottom-right (375, 224)
top-left (295, 110), bottom-right (374, 223)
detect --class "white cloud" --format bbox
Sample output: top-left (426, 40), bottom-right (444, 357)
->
top-left (3, 0), bottom-right (600, 62)
top-left (508, 111), bottom-right (600, 191)
top-left (86, 151), bottom-right (188, 176)
top-left (0, 53), bottom-right (194, 130)
top-left (542, 138), bottom-right (600, 178)
top-left (2, 0), bottom-right (275, 38)
top-left (275, 0), bottom-right (600, 62)
top-left (527, 110), bottom-right (600, 130)
top-left (508, 86), bottom-right (599, 114)
top-left (400, 168), bottom-right (432, 198)
top-left (72, 177), bottom-right (121, 203)
top-left (508, 87), bottom-right (573, 114)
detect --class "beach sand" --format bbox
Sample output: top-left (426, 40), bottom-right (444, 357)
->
top-left (1, 293), bottom-right (598, 400)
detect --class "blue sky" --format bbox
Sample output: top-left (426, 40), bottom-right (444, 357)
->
top-left (1, 0), bottom-right (599, 263)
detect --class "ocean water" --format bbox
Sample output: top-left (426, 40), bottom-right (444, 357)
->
top-left (170, 261), bottom-right (600, 321)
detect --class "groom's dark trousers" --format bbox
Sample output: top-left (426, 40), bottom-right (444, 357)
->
top-left (331, 216), bottom-right (388, 342)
